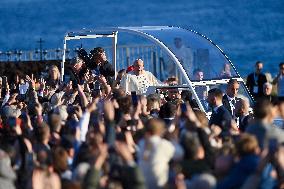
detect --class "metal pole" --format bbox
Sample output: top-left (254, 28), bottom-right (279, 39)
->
top-left (61, 37), bottom-right (67, 82)
top-left (112, 31), bottom-right (118, 79)
top-left (37, 38), bottom-right (44, 62)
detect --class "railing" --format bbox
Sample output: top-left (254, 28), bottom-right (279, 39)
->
top-left (0, 44), bottom-right (169, 80)
top-left (0, 45), bottom-right (163, 63)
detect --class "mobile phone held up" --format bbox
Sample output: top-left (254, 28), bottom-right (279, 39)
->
top-left (131, 91), bottom-right (138, 107)
top-left (180, 103), bottom-right (187, 113)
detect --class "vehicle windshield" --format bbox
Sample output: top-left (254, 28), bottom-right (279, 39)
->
top-left (134, 27), bottom-right (239, 81)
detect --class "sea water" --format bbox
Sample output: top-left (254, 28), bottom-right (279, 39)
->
top-left (0, 0), bottom-right (283, 77)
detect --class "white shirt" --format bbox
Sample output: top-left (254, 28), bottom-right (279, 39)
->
top-left (225, 94), bottom-right (236, 115)
top-left (174, 46), bottom-right (194, 77)
top-left (120, 71), bottom-right (161, 95)
top-left (138, 136), bottom-right (174, 188)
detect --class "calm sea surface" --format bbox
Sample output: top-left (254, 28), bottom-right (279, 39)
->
top-left (0, 0), bottom-right (283, 77)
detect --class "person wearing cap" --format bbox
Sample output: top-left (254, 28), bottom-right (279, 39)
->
top-left (65, 55), bottom-right (85, 88)
top-left (120, 59), bottom-right (161, 95)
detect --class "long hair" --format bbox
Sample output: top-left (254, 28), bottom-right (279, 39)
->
top-left (48, 65), bottom-right (61, 81)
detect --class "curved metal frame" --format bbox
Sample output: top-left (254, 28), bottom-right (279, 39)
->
top-left (61, 26), bottom-right (253, 112)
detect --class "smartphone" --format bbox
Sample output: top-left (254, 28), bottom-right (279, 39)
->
top-left (98, 99), bottom-right (104, 115)
top-left (2, 76), bottom-right (7, 86)
top-left (17, 94), bottom-right (26, 102)
top-left (181, 103), bottom-right (187, 113)
top-left (63, 75), bottom-right (71, 83)
top-left (126, 119), bottom-right (138, 126)
top-left (268, 138), bottom-right (278, 154)
top-left (19, 83), bottom-right (29, 94)
top-left (7, 117), bottom-right (17, 128)
top-left (131, 91), bottom-right (138, 107)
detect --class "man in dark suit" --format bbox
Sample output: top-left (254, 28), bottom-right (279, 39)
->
top-left (208, 88), bottom-right (233, 135)
top-left (246, 61), bottom-right (267, 99)
top-left (235, 98), bottom-right (253, 132)
top-left (222, 79), bottom-right (241, 118)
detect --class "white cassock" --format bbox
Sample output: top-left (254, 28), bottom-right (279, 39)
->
top-left (174, 46), bottom-right (194, 77)
top-left (120, 71), bottom-right (161, 95)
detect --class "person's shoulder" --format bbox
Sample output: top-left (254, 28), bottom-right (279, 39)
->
top-left (247, 73), bottom-right (254, 77)
top-left (219, 105), bottom-right (228, 112)
top-left (222, 94), bottom-right (229, 101)
top-left (160, 138), bottom-right (175, 154)
top-left (236, 96), bottom-right (242, 100)
top-left (219, 105), bottom-right (232, 116)
top-left (144, 70), bottom-right (153, 75)
top-left (126, 71), bottom-right (136, 77)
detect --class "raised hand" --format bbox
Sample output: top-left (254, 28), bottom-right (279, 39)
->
top-left (26, 75), bottom-right (36, 90)
top-left (104, 100), bottom-right (115, 121)
top-left (39, 78), bottom-right (46, 90)
top-left (115, 141), bottom-right (134, 163)
top-left (94, 143), bottom-right (108, 170)
top-left (86, 98), bottom-right (99, 113)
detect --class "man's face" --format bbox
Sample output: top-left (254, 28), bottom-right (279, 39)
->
top-left (227, 82), bottom-right (239, 98)
top-left (133, 59), bottom-right (144, 75)
top-left (168, 89), bottom-right (180, 100)
top-left (280, 64), bottom-right (284, 75)
top-left (207, 93), bottom-right (215, 107)
top-left (195, 71), bottom-right (204, 80)
top-left (263, 85), bottom-right (272, 96)
top-left (174, 38), bottom-right (182, 49)
top-left (50, 68), bottom-right (58, 79)
top-left (93, 51), bottom-right (107, 63)
top-left (99, 51), bottom-right (107, 62)
top-left (255, 63), bottom-right (263, 73)
top-left (73, 58), bottom-right (84, 71)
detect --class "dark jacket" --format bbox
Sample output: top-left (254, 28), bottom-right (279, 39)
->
top-left (263, 95), bottom-right (278, 104)
top-left (209, 105), bottom-right (232, 135)
top-left (216, 154), bottom-right (260, 189)
top-left (65, 67), bottom-right (81, 87)
top-left (83, 164), bottom-right (146, 189)
top-left (88, 60), bottom-right (115, 84)
top-left (239, 114), bottom-right (253, 132)
top-left (222, 94), bottom-right (241, 117)
top-left (246, 72), bottom-right (267, 98)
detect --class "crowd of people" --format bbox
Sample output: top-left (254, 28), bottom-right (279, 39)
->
top-left (0, 47), bottom-right (284, 189)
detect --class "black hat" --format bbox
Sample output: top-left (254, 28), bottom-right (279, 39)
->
top-left (77, 48), bottom-right (90, 64)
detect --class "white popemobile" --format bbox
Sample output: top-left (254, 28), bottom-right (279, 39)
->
top-left (61, 26), bottom-right (282, 126)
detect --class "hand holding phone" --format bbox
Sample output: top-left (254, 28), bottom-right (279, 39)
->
top-left (269, 138), bottom-right (278, 155)
top-left (131, 91), bottom-right (138, 107)
top-left (180, 103), bottom-right (187, 113)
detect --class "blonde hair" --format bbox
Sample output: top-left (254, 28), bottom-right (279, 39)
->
top-left (49, 65), bottom-right (61, 80)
